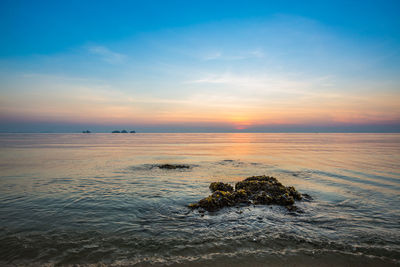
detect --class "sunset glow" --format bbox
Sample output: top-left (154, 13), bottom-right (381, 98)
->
top-left (0, 1), bottom-right (399, 132)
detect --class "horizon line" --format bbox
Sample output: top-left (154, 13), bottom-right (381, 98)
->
top-left (1, 131), bottom-right (400, 134)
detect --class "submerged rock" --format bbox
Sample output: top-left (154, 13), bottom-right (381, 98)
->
top-left (158, 164), bottom-right (191, 169)
top-left (189, 175), bottom-right (307, 212)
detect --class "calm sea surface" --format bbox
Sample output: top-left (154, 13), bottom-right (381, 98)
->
top-left (0, 133), bottom-right (399, 266)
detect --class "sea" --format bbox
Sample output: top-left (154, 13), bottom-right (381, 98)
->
top-left (0, 133), bottom-right (399, 266)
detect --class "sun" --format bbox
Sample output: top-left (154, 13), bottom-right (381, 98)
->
top-left (230, 115), bottom-right (252, 130)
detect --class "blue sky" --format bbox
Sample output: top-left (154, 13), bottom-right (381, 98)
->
top-left (0, 0), bottom-right (400, 132)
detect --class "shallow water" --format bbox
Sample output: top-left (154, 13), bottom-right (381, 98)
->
top-left (0, 133), bottom-right (399, 266)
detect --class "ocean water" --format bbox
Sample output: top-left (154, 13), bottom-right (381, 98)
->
top-left (0, 133), bottom-right (399, 266)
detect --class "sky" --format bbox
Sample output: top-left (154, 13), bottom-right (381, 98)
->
top-left (0, 0), bottom-right (400, 132)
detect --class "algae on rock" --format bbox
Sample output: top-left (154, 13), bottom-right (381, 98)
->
top-left (209, 182), bottom-right (234, 192)
top-left (189, 175), bottom-right (307, 212)
top-left (158, 164), bottom-right (191, 169)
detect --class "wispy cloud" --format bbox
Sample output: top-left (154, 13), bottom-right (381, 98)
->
top-left (88, 45), bottom-right (126, 64)
top-left (201, 49), bottom-right (264, 61)
top-left (202, 51), bottom-right (222, 60)
top-left (187, 72), bottom-right (312, 92)
top-left (1, 71), bottom-right (399, 127)
top-left (249, 49), bottom-right (264, 58)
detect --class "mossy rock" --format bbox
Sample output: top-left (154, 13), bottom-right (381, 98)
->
top-left (189, 175), bottom-right (307, 212)
top-left (158, 164), bottom-right (190, 169)
top-left (209, 182), bottom-right (233, 192)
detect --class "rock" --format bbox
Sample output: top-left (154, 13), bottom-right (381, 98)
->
top-left (209, 182), bottom-right (233, 192)
top-left (189, 175), bottom-right (308, 212)
top-left (302, 193), bottom-right (313, 201)
top-left (197, 190), bottom-right (235, 211)
top-left (287, 186), bottom-right (302, 200)
top-left (158, 164), bottom-right (190, 169)
top-left (188, 203), bottom-right (199, 209)
top-left (253, 191), bottom-right (273, 205)
top-left (286, 205), bottom-right (303, 213)
top-left (277, 193), bottom-right (295, 205)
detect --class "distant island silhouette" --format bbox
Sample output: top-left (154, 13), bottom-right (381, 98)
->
top-left (112, 130), bottom-right (136, 133)
top-left (81, 130), bottom-right (136, 133)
